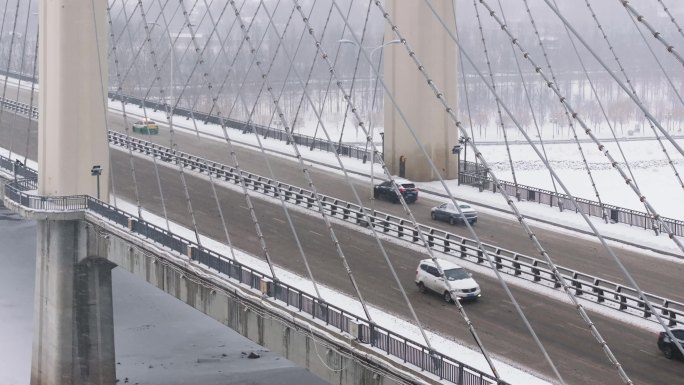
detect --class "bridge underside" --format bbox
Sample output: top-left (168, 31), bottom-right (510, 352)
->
top-left (93, 214), bottom-right (439, 385)
top-left (9, 201), bottom-right (441, 385)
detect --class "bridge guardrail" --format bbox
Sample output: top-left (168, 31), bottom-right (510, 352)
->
top-left (0, 68), bottom-right (377, 164)
top-left (0, 98), bottom-right (37, 119)
top-left (105, 132), bottom-right (684, 329)
top-left (1, 174), bottom-right (503, 385)
top-left (107, 93), bottom-right (377, 163)
top-left (5, 144), bottom-right (684, 382)
top-left (460, 161), bottom-right (684, 236)
top-left (1, 96), bottom-right (682, 330)
top-left (3, 82), bottom-right (681, 237)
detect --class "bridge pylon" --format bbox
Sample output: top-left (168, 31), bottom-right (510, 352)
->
top-left (383, 0), bottom-right (460, 182)
top-left (32, 0), bottom-right (113, 384)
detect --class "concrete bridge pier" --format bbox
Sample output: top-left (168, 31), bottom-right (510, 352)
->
top-left (32, 219), bottom-right (116, 385)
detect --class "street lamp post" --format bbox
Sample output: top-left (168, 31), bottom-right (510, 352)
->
top-left (13, 159), bottom-right (21, 183)
top-left (458, 136), bottom-right (467, 172)
top-left (451, 145), bottom-right (462, 185)
top-left (338, 38), bottom-right (401, 202)
top-left (90, 165), bottom-right (103, 199)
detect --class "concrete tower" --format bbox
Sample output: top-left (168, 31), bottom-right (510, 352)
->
top-left (383, 0), bottom-right (459, 182)
top-left (32, 0), bottom-right (113, 384)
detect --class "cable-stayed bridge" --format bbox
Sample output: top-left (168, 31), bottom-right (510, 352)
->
top-left (1, 1), bottom-right (684, 384)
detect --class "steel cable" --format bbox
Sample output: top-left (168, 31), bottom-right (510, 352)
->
top-left (295, 0), bottom-right (506, 379)
top-left (582, 0), bottom-right (684, 213)
top-left (519, 0), bottom-right (606, 217)
top-left (108, 0), bottom-right (174, 226)
top-left (546, 0), bottom-right (641, 220)
top-left (213, 0), bottom-right (328, 294)
top-left (89, 0), bottom-right (118, 208)
top-left (472, 0), bottom-right (520, 200)
top-left (449, 0), bottom-right (684, 372)
top-left (8, 0), bottom-right (31, 164)
top-left (136, 0), bottom-right (204, 246)
top-left (229, 0), bottom-right (380, 324)
top-left (656, 0), bottom-right (684, 42)
top-left (256, 0), bottom-right (443, 352)
top-left (22, 26), bottom-right (38, 166)
top-left (2, 0), bottom-right (20, 159)
top-left (175, 0), bottom-right (285, 279)
top-left (620, 0), bottom-right (684, 67)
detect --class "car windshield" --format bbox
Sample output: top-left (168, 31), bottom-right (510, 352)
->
top-left (444, 267), bottom-right (470, 281)
top-left (458, 204), bottom-right (471, 209)
top-left (400, 183), bottom-right (415, 189)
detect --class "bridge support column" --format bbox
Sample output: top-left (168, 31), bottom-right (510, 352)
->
top-left (384, 0), bottom-right (459, 182)
top-left (31, 220), bottom-right (116, 385)
top-left (38, 0), bottom-right (109, 200)
top-left (33, 0), bottom-right (112, 382)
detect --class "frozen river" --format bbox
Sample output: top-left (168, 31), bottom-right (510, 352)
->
top-left (0, 206), bottom-right (326, 385)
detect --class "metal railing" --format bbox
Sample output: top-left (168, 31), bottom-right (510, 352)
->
top-left (0, 68), bottom-right (377, 163)
top-left (1, 174), bottom-right (503, 385)
top-left (2, 74), bottom-right (681, 236)
top-left (108, 93), bottom-right (377, 163)
top-left (0, 98), bottom-right (37, 119)
top-left (1, 102), bottom-right (682, 331)
top-left (0, 155), bottom-right (37, 180)
top-left (3, 144), bottom-right (684, 382)
top-left (104, 133), bottom-right (684, 329)
top-left (459, 160), bottom-right (684, 236)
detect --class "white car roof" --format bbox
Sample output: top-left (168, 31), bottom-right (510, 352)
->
top-left (419, 258), bottom-right (463, 270)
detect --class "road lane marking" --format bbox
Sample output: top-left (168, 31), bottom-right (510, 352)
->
top-left (565, 322), bottom-right (588, 332)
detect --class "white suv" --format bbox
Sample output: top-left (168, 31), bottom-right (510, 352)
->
top-left (415, 258), bottom-right (481, 302)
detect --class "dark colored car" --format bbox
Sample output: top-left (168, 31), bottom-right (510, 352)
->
top-left (373, 179), bottom-right (418, 203)
top-left (657, 329), bottom-right (684, 359)
top-left (431, 202), bottom-right (477, 225)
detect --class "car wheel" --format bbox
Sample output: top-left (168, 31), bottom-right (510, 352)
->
top-left (443, 291), bottom-right (453, 303)
top-left (417, 282), bottom-right (426, 293)
top-left (449, 216), bottom-right (455, 225)
top-left (431, 212), bottom-right (436, 220)
top-left (663, 345), bottom-right (675, 359)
